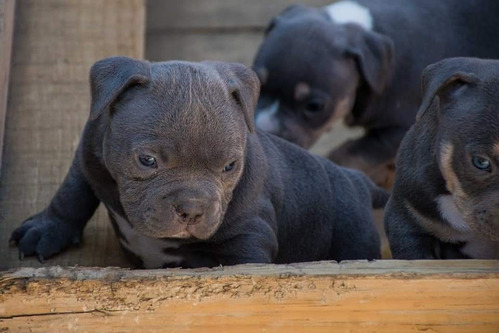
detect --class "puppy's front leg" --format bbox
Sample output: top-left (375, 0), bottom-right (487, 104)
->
top-left (9, 151), bottom-right (100, 262)
top-left (384, 198), bottom-right (436, 259)
top-left (328, 127), bottom-right (407, 188)
top-left (218, 218), bottom-right (279, 265)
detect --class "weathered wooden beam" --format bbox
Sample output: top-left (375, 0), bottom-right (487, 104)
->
top-left (147, 30), bottom-right (262, 65)
top-left (147, 0), bottom-right (335, 31)
top-left (0, 0), bottom-right (15, 175)
top-left (0, 0), bottom-right (145, 270)
top-left (0, 260), bottom-right (497, 332)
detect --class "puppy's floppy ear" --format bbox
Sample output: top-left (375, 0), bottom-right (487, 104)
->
top-left (416, 59), bottom-right (479, 121)
top-left (89, 56), bottom-right (151, 120)
top-left (206, 62), bottom-right (260, 133)
top-left (345, 24), bottom-right (394, 94)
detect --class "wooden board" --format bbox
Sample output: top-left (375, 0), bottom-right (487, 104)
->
top-left (0, 260), bottom-right (498, 332)
top-left (0, 0), bottom-right (145, 270)
top-left (0, 0), bottom-right (15, 175)
top-left (147, 0), bottom-right (335, 31)
top-left (147, 30), bottom-right (263, 65)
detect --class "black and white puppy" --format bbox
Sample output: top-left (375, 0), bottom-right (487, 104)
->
top-left (9, 57), bottom-right (386, 268)
top-left (384, 57), bottom-right (498, 259)
top-left (253, 0), bottom-right (499, 187)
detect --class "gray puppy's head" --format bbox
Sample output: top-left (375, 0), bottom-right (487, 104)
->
top-left (89, 57), bottom-right (259, 240)
top-left (253, 5), bottom-right (393, 148)
top-left (417, 57), bottom-right (499, 241)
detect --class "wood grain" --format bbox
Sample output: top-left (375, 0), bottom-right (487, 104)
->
top-left (0, 0), bottom-right (15, 175)
top-left (0, 0), bottom-right (145, 270)
top-left (147, 30), bottom-right (263, 65)
top-left (0, 260), bottom-right (498, 332)
top-left (147, 0), bottom-right (335, 31)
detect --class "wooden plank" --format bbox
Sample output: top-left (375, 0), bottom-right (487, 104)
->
top-left (0, 260), bottom-right (498, 332)
top-left (0, 0), bottom-right (15, 175)
top-left (0, 0), bottom-right (145, 270)
top-left (147, 0), bottom-right (335, 31)
top-left (147, 31), bottom-right (263, 65)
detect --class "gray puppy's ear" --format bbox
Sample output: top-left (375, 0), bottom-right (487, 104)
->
top-left (206, 62), bottom-right (260, 133)
top-left (345, 24), bottom-right (394, 94)
top-left (89, 56), bottom-right (151, 120)
top-left (416, 59), bottom-right (479, 121)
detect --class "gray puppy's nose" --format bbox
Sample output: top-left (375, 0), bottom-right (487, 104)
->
top-left (174, 200), bottom-right (207, 225)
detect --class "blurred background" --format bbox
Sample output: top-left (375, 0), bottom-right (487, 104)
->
top-left (146, 0), bottom-right (363, 156)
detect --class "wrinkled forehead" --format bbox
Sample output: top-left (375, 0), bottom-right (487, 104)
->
top-left (257, 20), bottom-right (347, 64)
top-left (110, 62), bottom-right (245, 153)
top-left (442, 94), bottom-right (498, 146)
top-left (255, 22), bottom-right (350, 89)
top-left (151, 62), bottom-right (228, 105)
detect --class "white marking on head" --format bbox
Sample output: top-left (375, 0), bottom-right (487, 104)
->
top-left (255, 100), bottom-right (280, 133)
top-left (325, 1), bottom-right (373, 30)
top-left (436, 195), bottom-right (470, 232)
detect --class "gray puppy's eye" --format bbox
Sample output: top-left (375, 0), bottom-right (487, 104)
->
top-left (472, 156), bottom-right (491, 171)
top-left (223, 161), bottom-right (236, 172)
top-left (304, 98), bottom-right (325, 114)
top-left (139, 154), bottom-right (157, 168)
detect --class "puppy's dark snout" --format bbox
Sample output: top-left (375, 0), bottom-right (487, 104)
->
top-left (174, 199), bottom-right (208, 225)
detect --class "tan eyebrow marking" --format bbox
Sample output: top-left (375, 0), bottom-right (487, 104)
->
top-left (439, 143), bottom-right (465, 197)
top-left (294, 82), bottom-right (311, 101)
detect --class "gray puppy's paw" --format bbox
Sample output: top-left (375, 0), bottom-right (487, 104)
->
top-left (9, 213), bottom-right (82, 263)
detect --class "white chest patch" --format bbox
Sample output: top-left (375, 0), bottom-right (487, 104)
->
top-left (325, 1), bottom-right (373, 30)
top-left (255, 100), bottom-right (280, 133)
top-left (435, 195), bottom-right (498, 259)
top-left (436, 195), bottom-right (470, 232)
top-left (108, 207), bottom-right (183, 269)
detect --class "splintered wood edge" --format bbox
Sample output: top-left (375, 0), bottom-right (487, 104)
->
top-left (0, 260), bottom-right (497, 332)
top-left (0, 0), bottom-right (16, 175)
top-left (1, 260), bottom-right (498, 281)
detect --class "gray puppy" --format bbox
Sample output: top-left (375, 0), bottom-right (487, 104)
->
top-left (10, 57), bottom-right (386, 268)
top-left (384, 58), bottom-right (499, 259)
top-left (253, 0), bottom-right (498, 186)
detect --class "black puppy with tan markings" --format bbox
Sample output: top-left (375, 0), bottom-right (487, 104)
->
top-left (253, 0), bottom-right (498, 187)
top-left (9, 57), bottom-right (386, 268)
top-left (384, 58), bottom-right (498, 259)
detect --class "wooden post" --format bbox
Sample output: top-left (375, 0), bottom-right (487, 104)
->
top-left (0, 0), bottom-right (145, 269)
top-left (0, 260), bottom-right (498, 332)
top-left (0, 0), bottom-right (15, 175)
